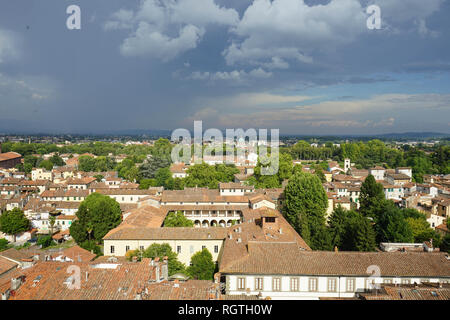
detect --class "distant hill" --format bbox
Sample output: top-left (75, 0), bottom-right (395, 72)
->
top-left (370, 132), bottom-right (450, 139)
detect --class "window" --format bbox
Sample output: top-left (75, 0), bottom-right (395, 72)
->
top-left (202, 245), bottom-right (206, 250)
top-left (346, 278), bottom-right (355, 292)
top-left (365, 278), bottom-right (376, 291)
top-left (255, 278), bottom-right (263, 291)
top-left (308, 278), bottom-right (318, 292)
top-left (214, 245), bottom-right (219, 253)
top-left (383, 279), bottom-right (393, 284)
top-left (177, 246), bottom-right (181, 254)
top-left (290, 278), bottom-right (299, 291)
top-left (237, 277), bottom-right (246, 290)
top-left (110, 246), bottom-right (115, 254)
top-left (328, 278), bottom-right (337, 292)
top-left (125, 246), bottom-right (130, 252)
top-left (139, 246), bottom-right (144, 251)
top-left (401, 279), bottom-right (410, 285)
top-left (273, 277), bottom-right (281, 291)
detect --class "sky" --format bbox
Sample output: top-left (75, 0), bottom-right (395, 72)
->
top-left (0, 0), bottom-right (449, 135)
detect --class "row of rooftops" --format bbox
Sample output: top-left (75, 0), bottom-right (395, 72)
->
top-left (0, 244), bottom-right (222, 300)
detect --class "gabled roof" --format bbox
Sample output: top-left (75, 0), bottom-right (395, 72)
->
top-left (220, 243), bottom-right (450, 277)
top-left (0, 152), bottom-right (22, 162)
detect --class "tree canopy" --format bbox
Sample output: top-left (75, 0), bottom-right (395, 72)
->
top-left (283, 171), bottom-right (329, 249)
top-left (0, 208), bottom-right (30, 242)
top-left (163, 211), bottom-right (194, 227)
top-left (69, 193), bottom-right (122, 245)
top-left (187, 248), bottom-right (216, 280)
top-left (142, 243), bottom-right (186, 276)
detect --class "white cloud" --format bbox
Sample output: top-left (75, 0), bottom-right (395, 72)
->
top-left (224, 0), bottom-right (367, 66)
top-left (187, 92), bottom-right (450, 130)
top-left (120, 22), bottom-right (204, 61)
top-left (222, 0), bottom-right (446, 68)
top-left (105, 0), bottom-right (239, 61)
top-left (196, 92), bottom-right (313, 108)
top-left (187, 68), bottom-right (273, 82)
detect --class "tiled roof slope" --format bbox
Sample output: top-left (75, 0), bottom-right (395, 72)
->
top-left (220, 242), bottom-right (450, 278)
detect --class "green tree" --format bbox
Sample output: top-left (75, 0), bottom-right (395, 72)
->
top-left (139, 178), bottom-right (157, 189)
top-left (0, 238), bottom-right (9, 251)
top-left (405, 216), bottom-right (440, 246)
top-left (37, 235), bottom-right (53, 248)
top-left (0, 208), bottom-right (30, 242)
top-left (38, 160), bottom-right (54, 171)
top-left (164, 211), bottom-right (194, 227)
top-left (49, 154), bottom-right (65, 167)
top-left (139, 139), bottom-right (173, 179)
top-left (328, 206), bottom-right (376, 251)
top-left (187, 248), bottom-right (215, 280)
top-left (69, 193), bottom-right (122, 245)
top-left (354, 216), bottom-right (377, 251)
top-left (78, 155), bottom-right (97, 172)
top-left (440, 234), bottom-right (450, 254)
top-left (93, 174), bottom-right (104, 182)
top-left (283, 171), bottom-right (328, 249)
top-left (155, 167), bottom-right (174, 189)
top-left (328, 205), bottom-right (348, 249)
top-left (49, 215), bottom-right (56, 235)
top-left (373, 200), bottom-right (414, 243)
top-left (143, 243), bottom-right (186, 276)
top-left (359, 175), bottom-right (385, 217)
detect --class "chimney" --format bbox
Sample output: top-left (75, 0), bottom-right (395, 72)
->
top-left (11, 277), bottom-right (22, 290)
top-left (155, 258), bottom-right (161, 282)
top-left (162, 258), bottom-right (169, 280)
top-left (334, 246), bottom-right (338, 252)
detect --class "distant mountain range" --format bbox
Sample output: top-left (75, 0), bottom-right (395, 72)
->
top-left (369, 132), bottom-right (450, 139)
top-left (0, 124), bottom-right (448, 140)
top-left (282, 132), bottom-right (450, 140)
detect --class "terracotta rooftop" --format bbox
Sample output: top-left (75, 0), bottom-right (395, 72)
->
top-left (0, 152), bottom-right (22, 162)
top-left (161, 189), bottom-right (249, 203)
top-left (0, 256), bottom-right (18, 276)
top-left (104, 227), bottom-right (228, 241)
top-left (7, 260), bottom-right (156, 300)
top-left (220, 242), bottom-right (450, 278)
top-left (360, 284), bottom-right (450, 300)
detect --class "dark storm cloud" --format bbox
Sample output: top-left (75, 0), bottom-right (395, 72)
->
top-left (0, 0), bottom-right (449, 135)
